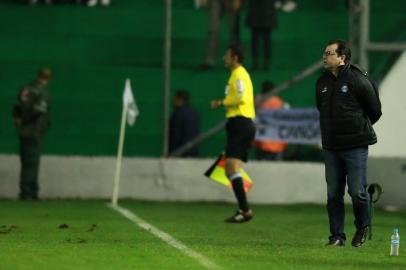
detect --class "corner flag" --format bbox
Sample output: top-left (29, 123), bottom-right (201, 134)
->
top-left (204, 153), bottom-right (253, 192)
top-left (123, 79), bottom-right (139, 126)
top-left (112, 78), bottom-right (139, 205)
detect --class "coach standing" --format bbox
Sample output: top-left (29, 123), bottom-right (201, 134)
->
top-left (211, 45), bottom-right (256, 223)
top-left (316, 40), bottom-right (382, 247)
top-left (12, 68), bottom-right (52, 201)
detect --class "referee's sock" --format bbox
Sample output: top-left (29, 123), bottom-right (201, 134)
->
top-left (229, 173), bottom-right (249, 212)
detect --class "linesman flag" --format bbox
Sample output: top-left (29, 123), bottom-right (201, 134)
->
top-left (204, 153), bottom-right (253, 192)
top-left (123, 79), bottom-right (139, 126)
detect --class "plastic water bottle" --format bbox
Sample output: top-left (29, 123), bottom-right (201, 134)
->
top-left (390, 228), bottom-right (400, 256)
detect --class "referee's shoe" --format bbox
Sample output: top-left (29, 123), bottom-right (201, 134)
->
top-left (225, 209), bottom-right (253, 223)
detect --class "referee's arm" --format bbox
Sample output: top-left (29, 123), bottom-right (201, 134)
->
top-left (221, 79), bottom-right (245, 107)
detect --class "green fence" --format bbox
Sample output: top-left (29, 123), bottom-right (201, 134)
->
top-left (0, 0), bottom-right (404, 157)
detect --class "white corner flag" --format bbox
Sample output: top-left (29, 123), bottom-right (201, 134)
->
top-left (112, 78), bottom-right (139, 205)
top-left (123, 79), bottom-right (139, 126)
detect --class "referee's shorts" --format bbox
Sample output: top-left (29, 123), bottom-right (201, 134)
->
top-left (225, 116), bottom-right (256, 162)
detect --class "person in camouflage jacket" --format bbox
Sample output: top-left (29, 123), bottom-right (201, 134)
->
top-left (13, 68), bottom-right (51, 200)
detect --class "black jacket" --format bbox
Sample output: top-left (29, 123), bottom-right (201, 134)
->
top-left (169, 104), bottom-right (200, 157)
top-left (316, 64), bottom-right (382, 150)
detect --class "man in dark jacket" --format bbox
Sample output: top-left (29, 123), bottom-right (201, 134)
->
top-left (13, 68), bottom-right (51, 200)
top-left (246, 0), bottom-right (278, 70)
top-left (316, 40), bottom-right (381, 247)
top-left (169, 90), bottom-right (200, 157)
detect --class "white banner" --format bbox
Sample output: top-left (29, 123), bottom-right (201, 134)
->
top-left (255, 108), bottom-right (321, 144)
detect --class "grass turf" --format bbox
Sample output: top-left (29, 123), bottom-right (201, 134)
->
top-left (0, 200), bottom-right (405, 270)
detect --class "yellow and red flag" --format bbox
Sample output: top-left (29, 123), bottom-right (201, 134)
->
top-left (204, 153), bottom-right (253, 192)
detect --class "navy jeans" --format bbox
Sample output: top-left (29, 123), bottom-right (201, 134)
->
top-left (324, 146), bottom-right (370, 241)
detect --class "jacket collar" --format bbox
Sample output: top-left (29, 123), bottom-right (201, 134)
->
top-left (324, 63), bottom-right (350, 79)
top-left (337, 63), bottom-right (350, 76)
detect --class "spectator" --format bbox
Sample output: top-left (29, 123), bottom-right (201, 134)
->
top-left (86, 0), bottom-right (110, 7)
top-left (197, 0), bottom-right (241, 71)
top-left (246, 0), bottom-right (278, 71)
top-left (28, 0), bottom-right (84, 5)
top-left (169, 90), bottom-right (201, 157)
top-left (29, 0), bottom-right (53, 4)
top-left (254, 80), bottom-right (288, 160)
top-left (12, 68), bottom-right (52, 201)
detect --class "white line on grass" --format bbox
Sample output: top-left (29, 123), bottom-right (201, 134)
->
top-left (107, 203), bottom-right (223, 270)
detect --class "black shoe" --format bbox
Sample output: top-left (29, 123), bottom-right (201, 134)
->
top-left (19, 194), bottom-right (39, 201)
top-left (326, 238), bottom-right (345, 246)
top-left (351, 226), bottom-right (369, 247)
top-left (224, 209), bottom-right (253, 223)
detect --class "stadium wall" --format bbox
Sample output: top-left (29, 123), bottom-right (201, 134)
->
top-left (370, 51), bottom-right (406, 158)
top-left (0, 155), bottom-right (404, 207)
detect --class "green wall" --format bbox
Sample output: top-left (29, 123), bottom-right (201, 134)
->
top-left (0, 0), bottom-right (405, 157)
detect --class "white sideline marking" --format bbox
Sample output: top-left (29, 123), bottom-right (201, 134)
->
top-left (107, 203), bottom-right (222, 270)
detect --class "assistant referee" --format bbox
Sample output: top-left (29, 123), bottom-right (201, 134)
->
top-left (211, 45), bottom-right (256, 223)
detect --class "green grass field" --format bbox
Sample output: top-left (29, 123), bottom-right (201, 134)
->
top-left (0, 200), bottom-right (405, 270)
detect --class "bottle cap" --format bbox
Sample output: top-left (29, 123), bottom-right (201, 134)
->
top-left (394, 228), bottom-right (399, 233)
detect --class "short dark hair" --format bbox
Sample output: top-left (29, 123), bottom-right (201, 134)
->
top-left (175, 89), bottom-right (189, 103)
top-left (228, 44), bottom-right (245, 64)
top-left (327, 40), bottom-right (351, 63)
top-left (37, 67), bottom-right (52, 81)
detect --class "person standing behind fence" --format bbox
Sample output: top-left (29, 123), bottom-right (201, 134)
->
top-left (245, 0), bottom-right (278, 71)
top-left (254, 80), bottom-right (288, 160)
top-left (86, 0), bottom-right (110, 7)
top-left (12, 68), bottom-right (52, 201)
top-left (29, 0), bottom-right (53, 4)
top-left (197, 0), bottom-right (241, 71)
top-left (316, 40), bottom-right (381, 247)
top-left (211, 45), bottom-right (256, 223)
top-left (169, 90), bottom-right (201, 157)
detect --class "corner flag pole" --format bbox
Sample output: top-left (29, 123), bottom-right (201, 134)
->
top-left (112, 104), bottom-right (129, 205)
top-left (111, 79), bottom-right (138, 206)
